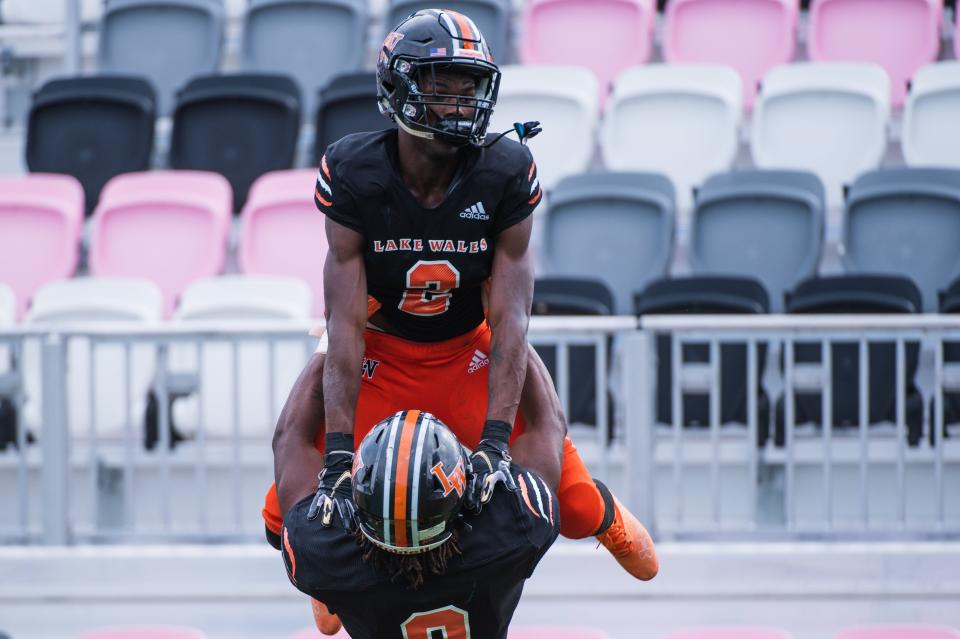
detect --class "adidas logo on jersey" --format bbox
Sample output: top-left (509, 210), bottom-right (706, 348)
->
top-left (468, 350), bottom-right (490, 374)
top-left (459, 202), bottom-right (489, 221)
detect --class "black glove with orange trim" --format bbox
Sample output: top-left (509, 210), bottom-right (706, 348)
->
top-left (307, 433), bottom-right (357, 531)
top-left (465, 420), bottom-right (518, 513)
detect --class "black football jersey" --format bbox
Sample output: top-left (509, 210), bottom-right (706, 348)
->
top-left (315, 130), bottom-right (542, 342)
top-left (281, 466), bottom-right (559, 639)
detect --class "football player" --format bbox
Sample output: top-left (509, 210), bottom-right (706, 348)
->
top-left (263, 8), bottom-right (657, 630)
top-left (275, 349), bottom-right (568, 638)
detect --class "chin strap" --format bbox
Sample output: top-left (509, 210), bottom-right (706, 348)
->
top-left (475, 121), bottom-right (543, 149)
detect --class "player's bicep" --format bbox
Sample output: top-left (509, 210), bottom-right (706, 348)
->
top-left (323, 218), bottom-right (367, 328)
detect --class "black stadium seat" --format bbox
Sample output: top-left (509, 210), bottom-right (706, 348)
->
top-left (532, 278), bottom-right (615, 431)
top-left (314, 72), bottom-right (393, 163)
top-left (635, 276), bottom-right (771, 446)
top-left (169, 73), bottom-right (301, 212)
top-left (782, 275), bottom-right (924, 446)
top-left (26, 75), bottom-right (156, 215)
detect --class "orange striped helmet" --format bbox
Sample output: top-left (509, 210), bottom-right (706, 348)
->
top-left (353, 410), bottom-right (471, 554)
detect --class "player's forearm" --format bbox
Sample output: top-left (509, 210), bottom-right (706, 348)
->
top-left (323, 321), bottom-right (364, 435)
top-left (486, 309), bottom-right (530, 424)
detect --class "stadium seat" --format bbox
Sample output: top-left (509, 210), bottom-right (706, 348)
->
top-left (665, 629), bottom-right (794, 639)
top-left (239, 169), bottom-right (328, 318)
top-left (314, 72), bottom-right (392, 162)
top-left (520, 0), bottom-right (656, 105)
top-left (541, 172), bottom-right (675, 314)
top-left (0, 285), bottom-right (13, 327)
top-left (79, 627), bottom-right (208, 639)
top-left (808, 0), bottom-right (942, 106)
top-left (27, 76), bottom-right (156, 214)
top-left (509, 628), bottom-right (610, 638)
top-left (489, 66), bottom-right (599, 191)
top-left (834, 626), bottom-right (960, 639)
top-left (23, 277), bottom-right (163, 441)
top-left (782, 275), bottom-right (923, 446)
top-left (241, 0), bottom-right (367, 118)
top-left (0, 174), bottom-right (84, 320)
top-left (89, 171), bottom-right (233, 318)
top-left (751, 62), bottom-right (890, 213)
top-left (843, 168), bottom-right (960, 312)
top-left (169, 275), bottom-right (312, 439)
top-left (387, 0), bottom-right (511, 62)
top-left (689, 170), bottom-right (825, 312)
top-left (532, 277), bottom-right (615, 428)
top-left (602, 64), bottom-right (742, 214)
top-left (903, 62), bottom-right (960, 169)
top-left (662, 0), bottom-right (799, 108)
top-left (97, 0), bottom-right (224, 115)
top-left (169, 73), bottom-right (301, 212)
top-left (1, 0), bottom-right (102, 23)
top-left (636, 276), bottom-right (770, 439)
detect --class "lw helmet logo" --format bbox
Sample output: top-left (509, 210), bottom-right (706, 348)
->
top-left (431, 458), bottom-right (466, 498)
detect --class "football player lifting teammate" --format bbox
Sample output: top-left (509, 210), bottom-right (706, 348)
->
top-left (275, 350), bottom-right (565, 638)
top-left (263, 7), bottom-right (658, 632)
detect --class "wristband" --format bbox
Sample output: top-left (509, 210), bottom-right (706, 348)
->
top-left (480, 420), bottom-right (512, 446)
top-left (325, 432), bottom-right (354, 455)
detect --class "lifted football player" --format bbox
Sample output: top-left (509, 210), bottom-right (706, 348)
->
top-left (263, 8), bottom-right (657, 630)
top-left (275, 350), bottom-right (565, 639)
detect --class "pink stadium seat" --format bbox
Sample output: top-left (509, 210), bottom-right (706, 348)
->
top-left (519, 0), bottom-right (656, 106)
top-left (89, 171), bottom-right (231, 318)
top-left (665, 628), bottom-right (795, 639)
top-left (0, 173), bottom-right (83, 319)
top-left (239, 169), bottom-right (327, 318)
top-left (809, 0), bottom-right (942, 106)
top-left (835, 626), bottom-right (960, 639)
top-left (289, 628), bottom-right (351, 639)
top-left (79, 627), bottom-right (208, 639)
top-left (663, 0), bottom-right (799, 108)
top-left (509, 627), bottom-right (610, 638)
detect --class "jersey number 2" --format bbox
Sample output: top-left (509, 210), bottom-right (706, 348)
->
top-left (401, 605), bottom-right (471, 639)
top-left (400, 260), bottom-right (460, 317)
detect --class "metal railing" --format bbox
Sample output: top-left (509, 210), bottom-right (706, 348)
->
top-left (2, 316), bottom-right (959, 545)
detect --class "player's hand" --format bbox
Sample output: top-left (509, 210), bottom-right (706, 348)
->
top-left (307, 437), bottom-right (358, 531)
top-left (466, 420), bottom-right (517, 512)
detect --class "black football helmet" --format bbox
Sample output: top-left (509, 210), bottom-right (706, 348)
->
top-left (353, 410), bottom-right (471, 554)
top-left (376, 8), bottom-right (500, 147)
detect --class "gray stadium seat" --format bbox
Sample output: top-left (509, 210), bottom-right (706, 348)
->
top-left (241, 0), bottom-right (368, 119)
top-left (844, 168), bottom-right (960, 312)
top-left (98, 0), bottom-right (224, 115)
top-left (170, 73), bottom-right (301, 212)
top-left (313, 72), bottom-right (393, 163)
top-left (386, 0), bottom-right (512, 62)
top-left (690, 170), bottom-right (825, 312)
top-left (541, 172), bottom-right (675, 314)
top-left (26, 76), bottom-right (156, 215)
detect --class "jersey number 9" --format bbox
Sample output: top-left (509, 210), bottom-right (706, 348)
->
top-left (401, 605), bottom-right (470, 639)
top-left (400, 260), bottom-right (461, 317)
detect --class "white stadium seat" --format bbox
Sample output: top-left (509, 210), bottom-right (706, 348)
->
top-left (602, 63), bottom-right (742, 216)
top-left (170, 276), bottom-right (313, 440)
top-left (489, 65), bottom-right (599, 191)
top-left (752, 62), bottom-right (890, 225)
top-left (22, 277), bottom-right (163, 439)
top-left (903, 62), bottom-right (960, 169)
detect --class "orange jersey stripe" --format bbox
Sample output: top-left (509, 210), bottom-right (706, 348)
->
top-left (315, 188), bottom-right (332, 207)
top-left (528, 188), bottom-right (542, 206)
top-left (517, 474), bottom-right (540, 518)
top-left (528, 160), bottom-right (536, 181)
top-left (321, 154), bottom-right (331, 180)
top-left (449, 11), bottom-right (478, 50)
top-left (392, 410), bottom-right (420, 547)
top-left (282, 526), bottom-right (297, 582)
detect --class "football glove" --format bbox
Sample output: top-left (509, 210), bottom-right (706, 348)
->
top-left (307, 434), bottom-right (357, 531)
top-left (466, 420), bottom-right (517, 512)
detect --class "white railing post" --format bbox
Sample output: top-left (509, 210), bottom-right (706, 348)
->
top-left (41, 333), bottom-right (70, 545)
top-left (623, 330), bottom-right (657, 534)
top-left (64, 0), bottom-right (82, 75)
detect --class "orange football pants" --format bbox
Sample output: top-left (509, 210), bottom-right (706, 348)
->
top-left (263, 322), bottom-right (604, 539)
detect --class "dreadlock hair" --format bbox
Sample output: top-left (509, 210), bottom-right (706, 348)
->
top-left (354, 527), bottom-right (463, 590)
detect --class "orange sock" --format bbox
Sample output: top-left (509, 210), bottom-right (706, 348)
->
top-left (557, 435), bottom-right (610, 539)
